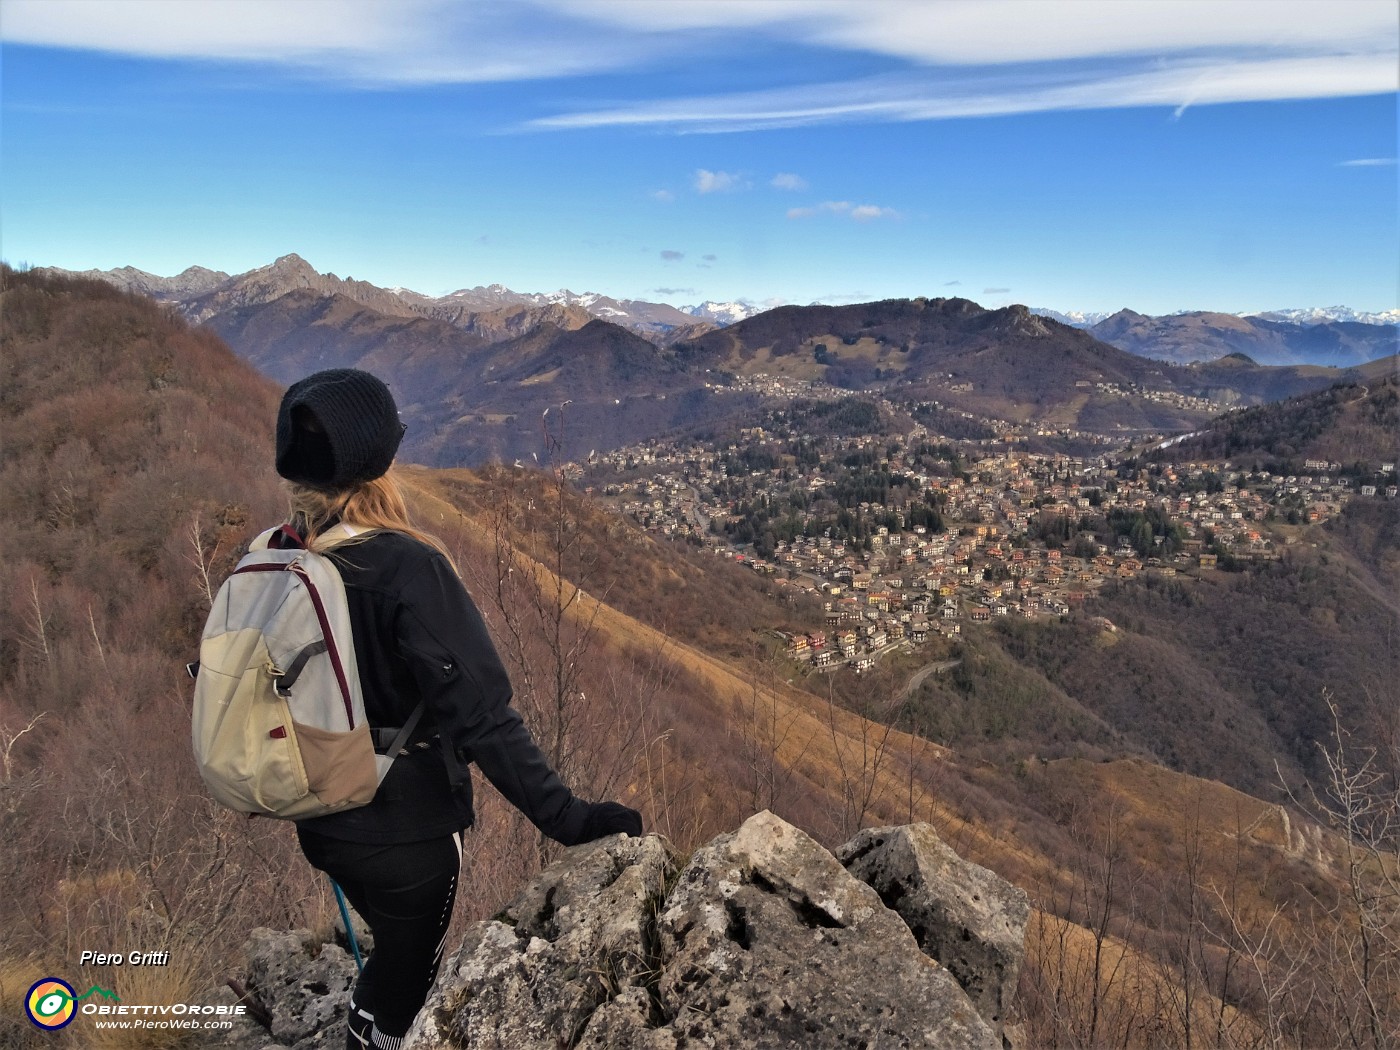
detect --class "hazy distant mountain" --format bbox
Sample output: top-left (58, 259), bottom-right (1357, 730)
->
top-left (43, 257), bottom-right (734, 342)
top-left (197, 286), bottom-right (758, 465)
top-left (1250, 306), bottom-right (1400, 326)
top-left (42, 262), bottom-right (232, 300)
top-left (1028, 307), bottom-right (1116, 328)
top-left (46, 257), bottom-right (1394, 360)
top-left (181, 253), bottom-right (426, 324)
top-left (682, 300), bottom-right (765, 325)
top-left (1034, 305), bottom-right (1400, 330)
top-left (1088, 308), bottom-right (1397, 368)
top-left (439, 285), bottom-right (702, 336)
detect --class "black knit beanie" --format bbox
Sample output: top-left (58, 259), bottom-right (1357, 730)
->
top-left (275, 369), bottom-right (403, 491)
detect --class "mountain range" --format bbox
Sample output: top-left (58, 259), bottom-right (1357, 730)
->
top-left (45, 254), bottom-right (741, 342)
top-left (32, 255), bottom-right (1396, 466)
top-left (43, 255), bottom-right (1396, 360)
top-left (1082, 308), bottom-right (1397, 368)
top-left (1033, 305), bottom-right (1400, 329)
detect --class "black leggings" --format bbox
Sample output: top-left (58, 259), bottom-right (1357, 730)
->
top-left (297, 828), bottom-right (462, 1046)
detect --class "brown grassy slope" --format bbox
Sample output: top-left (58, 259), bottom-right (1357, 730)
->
top-left (0, 265), bottom-right (325, 1044)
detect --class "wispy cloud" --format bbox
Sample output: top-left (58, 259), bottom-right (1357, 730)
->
top-left (651, 189), bottom-right (676, 202)
top-left (8, 0), bottom-right (1391, 115)
top-left (984, 287), bottom-right (1012, 295)
top-left (652, 286), bottom-right (696, 296)
top-left (529, 51), bottom-right (1397, 133)
top-left (0, 0), bottom-right (662, 84)
top-left (788, 201), bottom-right (900, 221)
top-left (702, 254), bottom-right (718, 262)
top-left (694, 169), bottom-right (746, 193)
top-left (771, 172), bottom-right (809, 191)
top-left (660, 250), bottom-right (685, 261)
top-left (1338, 157), bottom-right (1398, 166)
top-left (564, 0), bottom-right (1394, 67)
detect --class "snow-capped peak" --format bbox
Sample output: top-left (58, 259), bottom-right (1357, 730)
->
top-left (682, 300), bottom-right (763, 325)
top-left (1028, 307), bottom-right (1115, 328)
top-left (1247, 306), bottom-right (1400, 327)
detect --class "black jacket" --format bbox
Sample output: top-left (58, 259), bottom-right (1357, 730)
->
top-left (294, 531), bottom-right (589, 845)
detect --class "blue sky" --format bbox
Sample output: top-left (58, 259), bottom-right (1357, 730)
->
top-left (2, 0), bottom-right (1396, 316)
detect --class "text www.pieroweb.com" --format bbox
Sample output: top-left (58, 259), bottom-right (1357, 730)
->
top-left (85, 1003), bottom-right (245, 1031)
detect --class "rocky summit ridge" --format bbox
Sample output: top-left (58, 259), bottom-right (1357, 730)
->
top-left (213, 813), bottom-right (1028, 1050)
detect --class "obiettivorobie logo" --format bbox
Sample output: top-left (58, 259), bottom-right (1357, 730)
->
top-left (25, 979), bottom-right (120, 1030)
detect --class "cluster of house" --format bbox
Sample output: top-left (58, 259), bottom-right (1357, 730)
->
top-left (585, 428), bottom-right (1395, 673)
top-left (1090, 380), bottom-right (1222, 414)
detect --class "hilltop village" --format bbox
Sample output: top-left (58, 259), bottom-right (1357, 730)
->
top-left (582, 405), bottom-right (1396, 674)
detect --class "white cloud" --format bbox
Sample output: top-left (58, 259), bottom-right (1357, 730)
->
top-left (694, 169), bottom-right (746, 193)
top-left (1338, 157), bottom-right (1398, 166)
top-left (788, 201), bottom-right (899, 221)
top-left (0, 0), bottom-right (658, 84)
top-left (531, 51), bottom-right (1398, 133)
top-left (5, 0), bottom-right (1393, 139)
top-left (798, 0), bottom-right (1393, 66)
top-left (849, 204), bottom-right (897, 222)
top-left (558, 0), bottom-right (1395, 65)
top-left (651, 189), bottom-right (676, 202)
top-left (771, 172), bottom-right (809, 191)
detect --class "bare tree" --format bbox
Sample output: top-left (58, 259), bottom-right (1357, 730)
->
top-left (1284, 691), bottom-right (1399, 1049)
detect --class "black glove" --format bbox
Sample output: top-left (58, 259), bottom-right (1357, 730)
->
top-left (578, 801), bottom-right (643, 842)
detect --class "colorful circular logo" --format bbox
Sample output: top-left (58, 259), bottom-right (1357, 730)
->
top-left (26, 978), bottom-right (77, 1030)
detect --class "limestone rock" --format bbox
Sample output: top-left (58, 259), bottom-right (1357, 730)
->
top-left (838, 824), bottom-right (1030, 1041)
top-left (645, 811), bottom-right (999, 1049)
top-left (242, 927), bottom-right (358, 1047)
top-left (408, 833), bottom-right (678, 1050)
top-left (408, 814), bottom-right (999, 1049)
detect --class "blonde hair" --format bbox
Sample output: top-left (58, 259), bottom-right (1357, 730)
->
top-left (286, 469), bottom-right (455, 566)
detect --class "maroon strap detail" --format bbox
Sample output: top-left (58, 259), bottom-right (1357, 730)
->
top-left (270, 525), bottom-right (306, 550)
top-left (288, 562), bottom-right (357, 729)
top-left (231, 559), bottom-right (358, 730)
top-left (233, 562), bottom-right (291, 576)
top-left (269, 726), bottom-right (288, 739)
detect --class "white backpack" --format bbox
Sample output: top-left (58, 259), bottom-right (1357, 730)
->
top-left (190, 526), bottom-right (421, 819)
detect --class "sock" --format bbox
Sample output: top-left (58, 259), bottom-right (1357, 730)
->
top-left (346, 997), bottom-right (373, 1050)
top-left (371, 1025), bottom-right (404, 1050)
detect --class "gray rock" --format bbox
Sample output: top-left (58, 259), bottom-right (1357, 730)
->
top-left (838, 824), bottom-right (1030, 1042)
top-left (242, 927), bottom-right (358, 1046)
top-left (408, 814), bottom-right (998, 1049)
top-left (408, 833), bottom-right (677, 1050)
top-left (645, 811), bottom-right (999, 1049)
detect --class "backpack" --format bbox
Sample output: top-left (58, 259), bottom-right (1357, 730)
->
top-left (190, 525), bottom-right (422, 819)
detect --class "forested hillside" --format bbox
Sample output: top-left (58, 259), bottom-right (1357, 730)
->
top-left (1151, 376), bottom-right (1398, 471)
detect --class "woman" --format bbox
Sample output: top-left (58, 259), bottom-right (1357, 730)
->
top-left (272, 368), bottom-right (642, 1050)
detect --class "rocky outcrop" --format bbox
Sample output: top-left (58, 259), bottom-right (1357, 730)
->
top-left (838, 824), bottom-right (1030, 1043)
top-left (411, 812), bottom-right (1022, 1049)
top-left (204, 928), bottom-right (362, 1049)
top-left (224, 813), bottom-right (1028, 1049)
